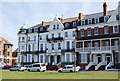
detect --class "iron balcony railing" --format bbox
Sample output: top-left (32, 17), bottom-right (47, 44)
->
top-left (47, 37), bottom-right (63, 42)
top-left (76, 45), bottom-right (120, 52)
top-left (61, 48), bottom-right (75, 52)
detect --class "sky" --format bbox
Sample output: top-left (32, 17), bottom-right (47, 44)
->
top-left (0, 0), bottom-right (119, 51)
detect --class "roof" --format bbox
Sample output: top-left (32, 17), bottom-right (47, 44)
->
top-left (27, 10), bottom-right (115, 29)
top-left (0, 37), bottom-right (13, 46)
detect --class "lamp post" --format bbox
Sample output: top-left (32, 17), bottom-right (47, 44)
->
top-left (74, 27), bottom-right (78, 73)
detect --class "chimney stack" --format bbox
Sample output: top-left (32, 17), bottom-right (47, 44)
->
top-left (41, 21), bottom-right (46, 26)
top-left (78, 13), bottom-right (84, 20)
top-left (58, 18), bottom-right (63, 22)
top-left (103, 2), bottom-right (108, 16)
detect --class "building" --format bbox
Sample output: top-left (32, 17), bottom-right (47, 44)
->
top-left (12, 49), bottom-right (18, 65)
top-left (75, 2), bottom-right (120, 70)
top-left (0, 37), bottom-right (13, 66)
top-left (18, 2), bottom-right (120, 70)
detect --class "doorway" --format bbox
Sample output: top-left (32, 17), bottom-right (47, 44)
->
top-left (97, 56), bottom-right (101, 64)
top-left (106, 56), bottom-right (111, 64)
top-left (50, 55), bottom-right (54, 65)
top-left (57, 55), bottom-right (61, 64)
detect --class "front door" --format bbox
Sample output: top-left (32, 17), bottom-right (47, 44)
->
top-left (106, 57), bottom-right (111, 64)
top-left (98, 56), bottom-right (101, 64)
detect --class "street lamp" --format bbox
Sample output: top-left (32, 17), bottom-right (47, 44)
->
top-left (74, 27), bottom-right (78, 73)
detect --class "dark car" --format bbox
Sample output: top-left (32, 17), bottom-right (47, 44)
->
top-left (46, 65), bottom-right (62, 70)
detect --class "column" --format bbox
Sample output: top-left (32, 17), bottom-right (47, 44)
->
top-left (110, 39), bottom-right (111, 50)
top-left (48, 55), bottom-right (51, 64)
top-left (90, 54), bottom-right (92, 62)
top-left (93, 54), bottom-right (96, 64)
top-left (54, 55), bottom-right (57, 65)
top-left (111, 53), bottom-right (114, 63)
top-left (102, 54), bottom-right (106, 64)
top-left (83, 41), bottom-right (84, 51)
top-left (91, 40), bottom-right (92, 51)
top-left (100, 40), bottom-right (102, 50)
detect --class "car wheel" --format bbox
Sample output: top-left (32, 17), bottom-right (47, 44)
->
top-left (28, 69), bottom-right (30, 72)
top-left (37, 69), bottom-right (40, 72)
top-left (58, 70), bottom-right (61, 72)
top-left (42, 70), bottom-right (45, 72)
top-left (70, 70), bottom-right (73, 72)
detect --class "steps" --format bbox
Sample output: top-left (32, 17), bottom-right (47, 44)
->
top-left (98, 65), bottom-right (106, 70)
top-left (88, 65), bottom-right (96, 70)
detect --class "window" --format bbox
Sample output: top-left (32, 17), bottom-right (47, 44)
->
top-left (81, 30), bottom-right (84, 37)
top-left (46, 35), bottom-right (48, 39)
top-left (94, 28), bottom-right (98, 35)
top-left (58, 33), bottom-right (61, 38)
top-left (95, 18), bottom-right (99, 23)
top-left (116, 15), bottom-right (120, 20)
top-left (114, 26), bottom-right (119, 33)
top-left (22, 46), bottom-right (24, 50)
top-left (18, 46), bottom-right (20, 53)
top-left (82, 21), bottom-right (85, 25)
top-left (52, 34), bottom-right (54, 39)
top-left (28, 55), bottom-right (31, 62)
top-left (40, 35), bottom-right (42, 40)
top-left (65, 23), bottom-right (69, 28)
top-left (34, 36), bottom-right (36, 41)
top-left (65, 32), bottom-right (68, 37)
top-left (28, 45), bottom-right (31, 51)
top-left (114, 40), bottom-right (118, 46)
top-left (32, 44), bottom-right (34, 51)
top-left (95, 42), bottom-right (99, 47)
top-left (88, 29), bottom-right (91, 36)
top-left (105, 16), bottom-right (109, 22)
top-left (118, 53), bottom-right (120, 63)
top-left (104, 27), bottom-right (108, 34)
top-left (53, 25), bottom-right (56, 29)
top-left (28, 37), bottom-right (30, 41)
top-left (72, 21), bottom-right (76, 27)
top-left (39, 27), bottom-right (43, 31)
top-left (40, 44), bottom-right (43, 51)
top-left (19, 37), bottom-right (21, 42)
top-left (22, 37), bottom-right (25, 42)
top-left (72, 31), bottom-right (76, 37)
top-left (81, 54), bottom-right (87, 63)
top-left (88, 43), bottom-right (91, 47)
top-left (88, 20), bottom-right (92, 24)
top-left (7, 52), bottom-right (9, 56)
top-left (57, 24), bottom-right (59, 29)
top-left (66, 41), bottom-right (70, 49)
top-left (52, 44), bottom-right (54, 50)
top-left (58, 43), bottom-right (61, 49)
top-left (66, 54), bottom-right (70, 62)
top-left (40, 55), bottom-right (43, 63)
top-left (72, 41), bottom-right (74, 48)
top-left (104, 41), bottom-right (109, 46)
top-left (28, 29), bottom-right (32, 33)
top-left (34, 28), bottom-right (38, 32)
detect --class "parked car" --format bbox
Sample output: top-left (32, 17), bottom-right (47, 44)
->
top-left (18, 66), bottom-right (27, 71)
top-left (9, 66), bottom-right (20, 71)
top-left (58, 65), bottom-right (80, 72)
top-left (2, 65), bottom-right (12, 69)
top-left (46, 65), bottom-right (62, 70)
top-left (28, 63), bottom-right (46, 72)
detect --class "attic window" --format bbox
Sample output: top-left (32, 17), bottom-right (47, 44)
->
top-left (105, 16), bottom-right (109, 22)
top-left (88, 19), bottom-right (92, 24)
top-left (95, 18), bottom-right (99, 24)
top-left (57, 24), bottom-right (59, 29)
top-left (28, 29), bottom-right (32, 33)
top-left (72, 21), bottom-right (76, 27)
top-left (34, 28), bottom-right (38, 32)
top-left (116, 15), bottom-right (120, 20)
top-left (40, 27), bottom-right (43, 31)
top-left (53, 25), bottom-right (56, 29)
top-left (65, 23), bottom-right (69, 28)
top-left (82, 20), bottom-right (85, 25)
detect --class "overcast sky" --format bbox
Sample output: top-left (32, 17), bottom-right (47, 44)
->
top-left (0, 0), bottom-right (119, 50)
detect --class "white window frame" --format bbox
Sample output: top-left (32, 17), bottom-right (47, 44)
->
top-left (81, 54), bottom-right (87, 63)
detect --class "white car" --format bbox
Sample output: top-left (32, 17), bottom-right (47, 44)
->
top-left (18, 66), bottom-right (27, 71)
top-left (58, 65), bottom-right (80, 72)
top-left (9, 66), bottom-right (20, 71)
top-left (28, 63), bottom-right (46, 72)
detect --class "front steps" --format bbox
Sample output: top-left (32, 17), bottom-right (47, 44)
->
top-left (88, 65), bottom-right (96, 70)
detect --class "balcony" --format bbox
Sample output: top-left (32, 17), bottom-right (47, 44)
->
top-left (47, 37), bottom-right (63, 42)
top-left (61, 48), bottom-right (75, 52)
top-left (76, 46), bottom-right (120, 52)
top-left (21, 50), bottom-right (46, 54)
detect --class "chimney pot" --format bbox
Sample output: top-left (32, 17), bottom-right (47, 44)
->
top-left (42, 21), bottom-right (46, 26)
top-left (58, 18), bottom-right (63, 22)
top-left (78, 13), bottom-right (84, 20)
top-left (103, 2), bottom-right (108, 16)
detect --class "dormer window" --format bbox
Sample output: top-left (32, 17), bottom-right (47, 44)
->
top-left (40, 35), bottom-right (42, 40)
top-left (39, 27), bottom-right (43, 31)
top-left (116, 15), bottom-right (120, 20)
top-left (28, 29), bottom-right (32, 33)
top-left (57, 24), bottom-right (59, 29)
top-left (88, 19), bottom-right (92, 24)
top-left (34, 28), bottom-right (38, 32)
top-left (65, 23), bottom-right (69, 28)
top-left (95, 18), bottom-right (99, 24)
top-left (105, 16), bottom-right (109, 22)
top-left (53, 25), bottom-right (55, 29)
top-left (82, 20), bottom-right (85, 25)
top-left (72, 21), bottom-right (76, 27)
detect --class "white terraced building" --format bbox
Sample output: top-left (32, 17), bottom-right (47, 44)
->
top-left (18, 2), bottom-right (120, 70)
top-left (18, 17), bottom-right (77, 66)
